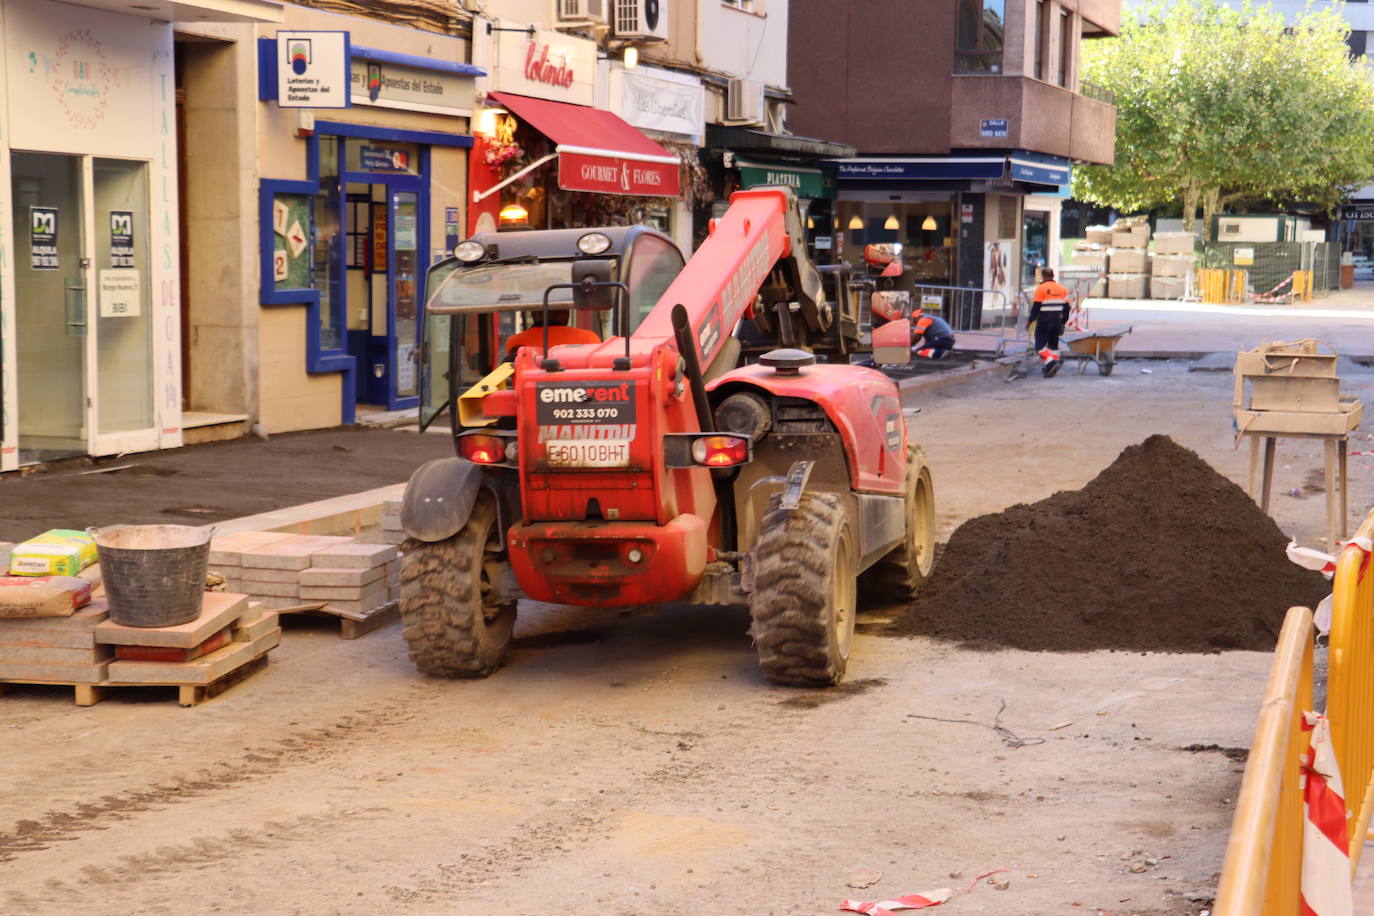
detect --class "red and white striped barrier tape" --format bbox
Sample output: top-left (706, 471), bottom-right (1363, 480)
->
top-left (1300, 711), bottom-right (1353, 916)
top-left (1248, 272), bottom-right (1296, 304)
top-left (1285, 537), bottom-right (1371, 633)
top-left (839, 868), bottom-right (1008, 914)
top-left (1286, 537), bottom-right (1371, 579)
top-left (839, 889), bottom-right (953, 915)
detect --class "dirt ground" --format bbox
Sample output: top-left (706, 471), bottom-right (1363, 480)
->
top-left (0, 428), bottom-right (455, 542)
top-left (1, 359), bottom-right (1366, 916)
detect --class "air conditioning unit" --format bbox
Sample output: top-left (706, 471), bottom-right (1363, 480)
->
top-left (557, 0), bottom-right (608, 26)
top-left (614, 0), bottom-right (669, 40)
top-left (726, 79), bottom-right (765, 124)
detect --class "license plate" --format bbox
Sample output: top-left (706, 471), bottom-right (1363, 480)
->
top-left (545, 439), bottom-right (630, 468)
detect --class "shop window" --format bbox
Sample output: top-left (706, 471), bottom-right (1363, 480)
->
top-left (956, 0), bottom-right (1005, 73)
top-left (1033, 0), bottom-right (1047, 80)
top-left (625, 234), bottom-right (686, 331)
top-left (1058, 9), bottom-right (1075, 87)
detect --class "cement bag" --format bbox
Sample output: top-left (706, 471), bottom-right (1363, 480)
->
top-left (9, 529), bottom-right (98, 577)
top-left (0, 575), bottom-right (93, 618)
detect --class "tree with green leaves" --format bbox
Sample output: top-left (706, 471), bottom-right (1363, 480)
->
top-left (1072, 0), bottom-right (1374, 235)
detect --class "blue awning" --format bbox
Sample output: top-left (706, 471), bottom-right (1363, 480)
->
top-left (832, 151), bottom-right (1071, 186)
top-left (832, 156), bottom-right (1006, 181)
top-left (1009, 153), bottom-right (1070, 186)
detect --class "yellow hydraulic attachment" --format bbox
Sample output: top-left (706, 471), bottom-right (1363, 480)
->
top-left (457, 362), bottom-right (514, 427)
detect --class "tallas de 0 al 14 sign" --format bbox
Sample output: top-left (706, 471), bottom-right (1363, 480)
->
top-left (276, 31), bottom-right (350, 109)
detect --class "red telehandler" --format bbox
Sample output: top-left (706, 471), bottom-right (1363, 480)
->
top-left (400, 186), bottom-right (934, 686)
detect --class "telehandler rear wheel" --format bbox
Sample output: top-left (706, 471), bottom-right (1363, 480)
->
top-left (399, 495), bottom-right (515, 678)
top-left (864, 444), bottom-right (936, 602)
top-left (749, 491), bottom-right (857, 687)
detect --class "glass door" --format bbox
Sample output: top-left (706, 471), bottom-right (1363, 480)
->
top-left (10, 153), bottom-right (158, 463)
top-left (390, 188), bottom-right (420, 408)
top-left (12, 152), bottom-right (87, 461)
top-left (91, 158), bottom-right (155, 449)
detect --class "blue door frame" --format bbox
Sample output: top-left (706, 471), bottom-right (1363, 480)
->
top-left (319, 132), bottom-right (432, 413)
top-left (337, 167), bottom-right (427, 410)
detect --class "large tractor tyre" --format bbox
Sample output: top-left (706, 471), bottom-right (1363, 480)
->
top-left (748, 491), bottom-right (858, 687)
top-left (863, 444), bottom-right (936, 603)
top-left (399, 495), bottom-right (515, 678)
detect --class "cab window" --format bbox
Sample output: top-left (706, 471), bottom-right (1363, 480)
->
top-left (624, 235), bottom-right (685, 332)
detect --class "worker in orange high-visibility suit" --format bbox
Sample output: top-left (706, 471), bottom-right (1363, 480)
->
top-left (910, 308), bottom-right (956, 359)
top-left (505, 309), bottom-right (601, 357)
top-left (1028, 268), bottom-right (1071, 377)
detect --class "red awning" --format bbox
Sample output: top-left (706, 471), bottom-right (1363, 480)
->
top-left (488, 91), bottom-right (681, 198)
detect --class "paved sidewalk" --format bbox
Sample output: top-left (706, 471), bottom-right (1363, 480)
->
top-left (1079, 296), bottom-right (1374, 358)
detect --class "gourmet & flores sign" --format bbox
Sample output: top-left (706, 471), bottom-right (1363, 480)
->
top-left (558, 150), bottom-right (680, 197)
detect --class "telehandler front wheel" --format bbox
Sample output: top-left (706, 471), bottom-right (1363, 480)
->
top-left (399, 494), bottom-right (515, 678)
top-left (864, 444), bottom-right (936, 603)
top-left (748, 491), bottom-right (857, 687)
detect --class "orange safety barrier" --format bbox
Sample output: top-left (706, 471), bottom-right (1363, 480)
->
top-left (1328, 513), bottom-right (1374, 863)
top-left (1214, 606), bottom-right (1314, 915)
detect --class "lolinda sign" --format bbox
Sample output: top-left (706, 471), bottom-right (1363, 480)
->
top-left (617, 68), bottom-right (705, 142)
top-left (493, 25), bottom-right (594, 106)
top-left (277, 31), bottom-right (350, 109)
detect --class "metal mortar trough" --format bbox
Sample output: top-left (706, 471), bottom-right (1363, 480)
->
top-left (89, 525), bottom-right (213, 628)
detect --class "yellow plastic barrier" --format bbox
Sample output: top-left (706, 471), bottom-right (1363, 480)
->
top-left (1200, 268), bottom-right (1248, 304)
top-left (1214, 606), bottom-right (1314, 916)
top-left (1327, 512), bottom-right (1374, 864)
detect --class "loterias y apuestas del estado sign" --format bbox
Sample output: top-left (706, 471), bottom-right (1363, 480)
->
top-left (276, 31), bottom-right (350, 109)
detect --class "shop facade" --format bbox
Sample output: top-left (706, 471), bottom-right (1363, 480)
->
top-left (0, 0), bottom-right (283, 470)
top-left (246, 7), bottom-right (480, 425)
top-left (830, 152), bottom-right (1070, 320)
top-left (705, 126), bottom-right (855, 263)
top-left (466, 23), bottom-right (683, 242)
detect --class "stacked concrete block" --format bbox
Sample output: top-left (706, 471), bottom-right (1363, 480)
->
top-left (0, 598), bottom-right (114, 683)
top-left (1148, 234), bottom-right (1196, 300)
top-left (1085, 225), bottom-right (1113, 246)
top-left (380, 499), bottom-right (405, 546)
top-left (302, 543), bottom-right (400, 614)
top-left (1106, 216), bottom-right (1150, 298)
top-left (96, 593), bottom-right (281, 684)
top-left (207, 532), bottom-right (399, 623)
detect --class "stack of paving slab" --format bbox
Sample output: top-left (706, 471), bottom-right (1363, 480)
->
top-left (209, 531), bottom-right (401, 635)
top-left (1149, 232), bottom-right (1197, 300)
top-left (1070, 231), bottom-right (1109, 297)
top-left (379, 499), bottom-right (405, 546)
top-left (0, 592), bottom-right (279, 703)
top-left (1106, 218), bottom-right (1150, 299)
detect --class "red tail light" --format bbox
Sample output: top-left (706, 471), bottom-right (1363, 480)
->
top-left (460, 434), bottom-right (510, 465)
top-left (691, 435), bottom-right (749, 467)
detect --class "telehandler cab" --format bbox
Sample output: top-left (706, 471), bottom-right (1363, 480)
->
top-left (400, 186), bottom-right (935, 686)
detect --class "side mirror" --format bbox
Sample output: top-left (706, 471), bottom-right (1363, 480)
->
top-left (571, 259), bottom-right (617, 311)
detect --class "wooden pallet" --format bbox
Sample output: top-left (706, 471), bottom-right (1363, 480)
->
top-left (0, 654), bottom-right (271, 707)
top-left (276, 599), bottom-right (400, 639)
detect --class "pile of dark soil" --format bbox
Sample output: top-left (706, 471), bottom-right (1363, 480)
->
top-left (888, 434), bottom-right (1329, 653)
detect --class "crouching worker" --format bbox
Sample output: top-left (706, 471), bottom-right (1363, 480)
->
top-left (911, 308), bottom-right (956, 360)
top-left (1029, 269), bottom-right (1070, 377)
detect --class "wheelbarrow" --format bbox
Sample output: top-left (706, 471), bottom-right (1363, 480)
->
top-left (1064, 326), bottom-right (1132, 376)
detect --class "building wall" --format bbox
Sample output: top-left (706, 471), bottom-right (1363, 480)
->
top-left (187, 5), bottom-right (473, 433)
top-left (697, 1), bottom-right (787, 86)
top-left (786, 0), bottom-right (956, 154)
top-left (180, 31), bottom-right (261, 419)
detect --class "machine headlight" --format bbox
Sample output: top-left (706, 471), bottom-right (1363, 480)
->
top-left (455, 240), bottom-right (486, 263)
top-left (577, 232), bottom-right (612, 255)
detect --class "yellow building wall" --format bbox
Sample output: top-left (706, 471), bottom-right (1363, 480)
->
top-left (257, 307), bottom-right (343, 433)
